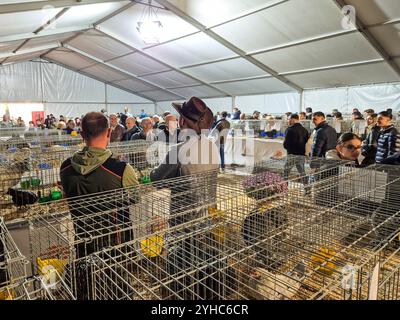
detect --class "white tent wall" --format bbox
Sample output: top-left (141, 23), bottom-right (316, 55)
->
top-left (155, 101), bottom-right (179, 115)
top-left (236, 92), bottom-right (301, 115)
top-left (42, 61), bottom-right (105, 103)
top-left (44, 103), bottom-right (107, 118)
top-left (0, 60), bottom-right (155, 118)
top-left (0, 60), bottom-right (42, 102)
top-left (303, 87), bottom-right (349, 114)
top-left (155, 97), bottom-right (232, 116)
top-left (108, 104), bottom-right (155, 116)
top-left (202, 97), bottom-right (233, 113)
top-left (304, 83), bottom-right (400, 114)
top-left (347, 84), bottom-right (400, 112)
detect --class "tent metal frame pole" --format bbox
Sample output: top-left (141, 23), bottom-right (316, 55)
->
top-left (300, 91), bottom-right (304, 113)
top-left (42, 57), bottom-right (156, 103)
top-left (332, 0), bottom-right (400, 77)
top-left (0, 43), bottom-right (60, 63)
top-left (0, 0), bottom-right (127, 14)
top-left (63, 43), bottom-right (188, 100)
top-left (94, 26), bottom-right (233, 98)
top-left (12, 7), bottom-right (71, 54)
top-left (279, 59), bottom-right (384, 76)
top-left (137, 0), bottom-right (289, 52)
top-left (105, 84), bottom-right (109, 114)
top-left (93, 2), bottom-right (136, 26)
top-left (155, 0), bottom-right (303, 93)
top-left (0, 26), bottom-right (92, 43)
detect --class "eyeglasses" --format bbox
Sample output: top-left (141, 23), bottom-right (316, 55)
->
top-left (343, 144), bottom-right (362, 151)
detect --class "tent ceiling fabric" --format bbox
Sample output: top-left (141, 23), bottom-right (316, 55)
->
top-left (99, 2), bottom-right (199, 50)
top-left (143, 32), bottom-right (238, 67)
top-left (110, 52), bottom-right (171, 76)
top-left (344, 0), bottom-right (400, 25)
top-left (252, 32), bottom-right (382, 74)
top-left (45, 48), bottom-right (96, 70)
top-left (68, 29), bottom-right (133, 61)
top-left (140, 70), bottom-right (200, 88)
top-left (0, 0), bottom-right (399, 101)
top-left (114, 78), bottom-right (159, 92)
top-left (286, 61), bottom-right (400, 89)
top-left (183, 57), bottom-right (268, 83)
top-left (211, 0), bottom-right (348, 53)
top-left (213, 77), bottom-right (295, 96)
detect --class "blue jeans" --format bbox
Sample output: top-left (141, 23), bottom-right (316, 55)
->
top-left (220, 144), bottom-right (225, 169)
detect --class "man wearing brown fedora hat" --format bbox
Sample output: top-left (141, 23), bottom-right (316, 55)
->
top-left (150, 97), bottom-right (220, 226)
top-left (150, 97), bottom-right (223, 299)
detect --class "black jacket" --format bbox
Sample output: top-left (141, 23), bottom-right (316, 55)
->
top-left (283, 123), bottom-right (309, 156)
top-left (311, 122), bottom-right (337, 158)
top-left (382, 153), bottom-right (400, 165)
top-left (122, 126), bottom-right (141, 141)
top-left (60, 148), bottom-right (138, 258)
top-left (375, 125), bottom-right (400, 164)
top-left (362, 125), bottom-right (380, 165)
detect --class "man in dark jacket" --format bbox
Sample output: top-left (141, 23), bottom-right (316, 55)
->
top-left (109, 113), bottom-right (125, 143)
top-left (210, 111), bottom-right (231, 170)
top-left (60, 112), bottom-right (139, 299)
top-left (375, 111), bottom-right (400, 164)
top-left (283, 114), bottom-right (309, 181)
top-left (362, 113), bottom-right (380, 166)
top-left (231, 108), bottom-right (241, 120)
top-left (305, 107), bottom-right (313, 120)
top-left (310, 112), bottom-right (337, 162)
top-left (119, 107), bottom-right (130, 128)
top-left (131, 117), bottom-right (156, 141)
top-left (122, 116), bottom-right (141, 141)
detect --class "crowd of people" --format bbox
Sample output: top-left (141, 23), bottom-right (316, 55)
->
top-left (2, 97), bottom-right (399, 299)
top-left (282, 108), bottom-right (400, 168)
top-left (2, 104), bottom-right (400, 169)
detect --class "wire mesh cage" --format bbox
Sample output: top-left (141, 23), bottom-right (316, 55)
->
top-left (28, 168), bottom-right (219, 300)
top-left (84, 163), bottom-right (400, 300)
top-left (0, 217), bottom-right (28, 297)
top-left (22, 154), bottom-right (400, 300)
top-left (0, 128), bottom-right (67, 138)
top-left (0, 274), bottom-right (75, 300)
top-left (0, 133), bottom-right (83, 152)
top-left (25, 155), bottom-right (353, 299)
top-left (0, 140), bottom-right (171, 221)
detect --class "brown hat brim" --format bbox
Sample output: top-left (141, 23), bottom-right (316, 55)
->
top-left (171, 102), bottom-right (184, 116)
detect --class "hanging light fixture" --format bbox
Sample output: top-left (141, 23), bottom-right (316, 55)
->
top-left (136, 0), bottom-right (163, 45)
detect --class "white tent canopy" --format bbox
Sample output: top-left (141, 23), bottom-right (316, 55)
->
top-left (0, 0), bottom-right (399, 106)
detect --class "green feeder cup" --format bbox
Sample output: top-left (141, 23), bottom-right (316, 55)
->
top-left (39, 196), bottom-right (51, 204)
top-left (50, 191), bottom-right (62, 201)
top-left (20, 180), bottom-right (30, 189)
top-left (30, 178), bottom-right (41, 186)
top-left (141, 176), bottom-right (151, 184)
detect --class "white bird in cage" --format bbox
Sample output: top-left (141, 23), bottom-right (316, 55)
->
top-left (249, 261), bottom-right (306, 300)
